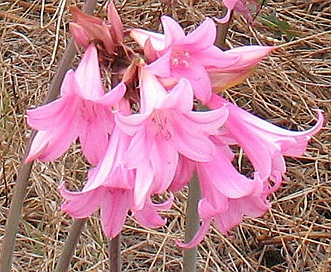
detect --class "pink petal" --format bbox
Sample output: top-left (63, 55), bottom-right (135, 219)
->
top-left (183, 18), bottom-right (216, 50)
top-left (26, 97), bottom-right (74, 130)
top-left (222, 45), bottom-right (276, 71)
top-left (134, 162), bottom-right (154, 211)
top-left (130, 28), bottom-right (166, 51)
top-left (26, 119), bottom-right (78, 163)
top-left (147, 50), bottom-right (172, 78)
top-left (100, 189), bottom-right (129, 238)
top-left (192, 46), bottom-right (240, 69)
top-left (134, 197), bottom-right (172, 228)
top-left (140, 66), bottom-right (168, 112)
top-left (123, 128), bottom-right (153, 169)
top-left (169, 156), bottom-right (195, 192)
top-left (116, 113), bottom-right (149, 136)
top-left (176, 219), bottom-right (211, 248)
top-left (160, 16), bottom-right (185, 48)
top-left (199, 149), bottom-right (263, 198)
top-left (150, 135), bottom-right (179, 193)
top-left (74, 44), bottom-right (104, 99)
top-left (78, 105), bottom-right (113, 165)
top-left (214, 195), bottom-right (270, 234)
top-left (59, 183), bottom-right (104, 218)
top-left (160, 78), bottom-right (194, 112)
top-left (84, 127), bottom-right (133, 191)
top-left (168, 107), bottom-right (228, 162)
top-left (209, 68), bottom-right (256, 93)
top-left (171, 60), bottom-right (212, 103)
top-left (60, 70), bottom-right (77, 96)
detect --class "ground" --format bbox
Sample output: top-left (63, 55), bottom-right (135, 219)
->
top-left (0, 0), bottom-right (330, 271)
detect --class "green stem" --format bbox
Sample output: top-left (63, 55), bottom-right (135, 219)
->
top-left (108, 234), bottom-right (121, 272)
top-left (54, 219), bottom-right (87, 272)
top-left (0, 1), bottom-right (98, 271)
top-left (183, 173), bottom-right (201, 272)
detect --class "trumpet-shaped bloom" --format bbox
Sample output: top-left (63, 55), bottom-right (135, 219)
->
top-left (131, 16), bottom-right (274, 102)
top-left (131, 16), bottom-right (240, 102)
top-left (26, 44), bottom-right (126, 165)
top-left (116, 67), bottom-right (228, 209)
top-left (176, 95), bottom-right (323, 248)
top-left (208, 94), bottom-right (324, 182)
top-left (60, 126), bottom-right (172, 238)
top-left (176, 144), bottom-right (267, 248)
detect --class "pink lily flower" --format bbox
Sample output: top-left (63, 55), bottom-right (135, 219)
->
top-left (176, 95), bottom-right (323, 248)
top-left (176, 144), bottom-right (268, 248)
top-left (116, 66), bottom-right (228, 209)
top-left (215, 0), bottom-right (260, 24)
top-left (131, 16), bottom-right (274, 102)
top-left (131, 16), bottom-right (240, 103)
top-left (177, 184), bottom-right (271, 248)
top-left (26, 44), bottom-right (126, 165)
top-left (208, 94), bottom-right (324, 183)
top-left (60, 126), bottom-right (172, 238)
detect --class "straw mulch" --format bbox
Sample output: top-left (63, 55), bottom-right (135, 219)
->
top-left (1, 0), bottom-right (330, 271)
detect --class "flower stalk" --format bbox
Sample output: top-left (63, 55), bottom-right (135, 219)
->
top-left (54, 218), bottom-right (87, 272)
top-left (182, 9), bottom-right (233, 269)
top-left (109, 234), bottom-right (121, 272)
top-left (183, 173), bottom-right (201, 272)
top-left (215, 10), bottom-right (233, 49)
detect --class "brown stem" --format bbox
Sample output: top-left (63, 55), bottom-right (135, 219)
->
top-left (0, 1), bottom-right (98, 271)
top-left (108, 234), bottom-right (121, 272)
top-left (215, 10), bottom-right (233, 49)
top-left (0, 155), bottom-right (34, 272)
top-left (183, 173), bottom-right (201, 272)
top-left (54, 219), bottom-right (87, 272)
top-left (107, 59), bottom-right (122, 272)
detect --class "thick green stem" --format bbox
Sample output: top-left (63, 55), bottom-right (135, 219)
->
top-left (54, 219), bottom-right (87, 272)
top-left (108, 234), bottom-right (121, 272)
top-left (0, 1), bottom-right (97, 271)
top-left (183, 173), bottom-right (201, 272)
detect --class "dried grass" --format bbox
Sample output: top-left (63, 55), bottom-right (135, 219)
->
top-left (1, 0), bottom-right (330, 271)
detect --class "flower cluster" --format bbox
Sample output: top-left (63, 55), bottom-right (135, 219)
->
top-left (26, 2), bottom-right (323, 247)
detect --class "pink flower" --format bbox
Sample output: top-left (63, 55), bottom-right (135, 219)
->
top-left (176, 144), bottom-right (268, 248)
top-left (116, 66), bottom-right (228, 209)
top-left (131, 16), bottom-right (240, 103)
top-left (60, 126), bottom-right (172, 238)
top-left (131, 16), bottom-right (274, 102)
top-left (208, 94), bottom-right (324, 183)
top-left (26, 44), bottom-right (126, 165)
top-left (176, 95), bottom-right (323, 248)
top-left (215, 0), bottom-right (260, 24)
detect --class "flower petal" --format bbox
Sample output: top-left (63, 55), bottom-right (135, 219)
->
top-left (74, 44), bottom-right (105, 99)
top-left (100, 189), bottom-right (129, 238)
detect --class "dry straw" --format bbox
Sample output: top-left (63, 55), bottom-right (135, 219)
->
top-left (1, 0), bottom-right (330, 271)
